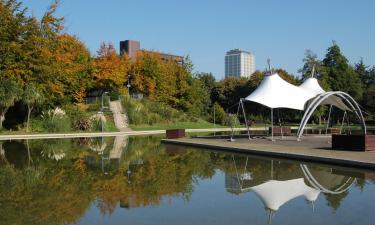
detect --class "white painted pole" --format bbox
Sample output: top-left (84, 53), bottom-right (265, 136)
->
top-left (325, 105), bottom-right (332, 135)
top-left (340, 111), bottom-right (346, 134)
top-left (240, 99), bottom-right (251, 140)
top-left (213, 103), bottom-right (216, 136)
top-left (271, 108), bottom-right (274, 141)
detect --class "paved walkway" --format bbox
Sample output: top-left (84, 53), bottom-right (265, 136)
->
top-left (0, 128), bottom-right (247, 140)
top-left (109, 100), bottom-right (132, 132)
top-left (162, 136), bottom-right (375, 170)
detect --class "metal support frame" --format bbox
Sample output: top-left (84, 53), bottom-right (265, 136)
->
top-left (213, 102), bottom-right (216, 136)
top-left (297, 91), bottom-right (367, 140)
top-left (346, 112), bottom-right (351, 134)
top-left (240, 99), bottom-right (251, 140)
top-left (231, 100), bottom-right (251, 141)
top-left (229, 103), bottom-right (241, 141)
top-left (325, 104), bottom-right (333, 135)
top-left (340, 111), bottom-right (347, 134)
top-left (271, 108), bottom-right (274, 141)
top-left (300, 164), bottom-right (355, 194)
top-left (277, 109), bottom-right (284, 139)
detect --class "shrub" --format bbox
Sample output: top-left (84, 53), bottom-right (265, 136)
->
top-left (90, 113), bottom-right (106, 131)
top-left (121, 96), bottom-right (200, 126)
top-left (210, 103), bottom-right (227, 125)
top-left (41, 107), bottom-right (71, 132)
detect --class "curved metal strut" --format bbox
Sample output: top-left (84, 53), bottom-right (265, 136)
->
top-left (297, 91), bottom-right (366, 140)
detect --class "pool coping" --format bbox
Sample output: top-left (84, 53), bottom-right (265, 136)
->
top-left (161, 137), bottom-right (375, 170)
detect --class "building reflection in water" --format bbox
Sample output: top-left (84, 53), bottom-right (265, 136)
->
top-left (225, 155), bottom-right (357, 224)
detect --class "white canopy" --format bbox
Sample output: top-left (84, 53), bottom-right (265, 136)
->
top-left (299, 78), bottom-right (351, 111)
top-left (299, 77), bottom-right (325, 94)
top-left (251, 178), bottom-right (320, 211)
top-left (244, 74), bottom-right (350, 111)
top-left (244, 73), bottom-right (317, 111)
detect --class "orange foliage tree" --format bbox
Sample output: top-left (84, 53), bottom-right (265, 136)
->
top-left (41, 34), bottom-right (93, 104)
top-left (93, 43), bottom-right (130, 94)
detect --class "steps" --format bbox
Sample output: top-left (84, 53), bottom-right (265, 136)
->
top-left (109, 100), bottom-right (132, 131)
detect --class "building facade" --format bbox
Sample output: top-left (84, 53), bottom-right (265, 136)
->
top-left (120, 40), bottom-right (140, 59)
top-left (120, 40), bottom-right (183, 63)
top-left (225, 49), bottom-right (255, 78)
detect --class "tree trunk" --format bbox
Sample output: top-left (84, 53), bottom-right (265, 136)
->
top-left (26, 105), bottom-right (33, 132)
top-left (0, 113), bottom-right (4, 130)
top-left (0, 108), bottom-right (8, 130)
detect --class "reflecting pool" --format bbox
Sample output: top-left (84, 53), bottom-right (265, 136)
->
top-left (0, 135), bottom-right (375, 225)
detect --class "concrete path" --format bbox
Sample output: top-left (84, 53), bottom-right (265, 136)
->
top-left (109, 100), bottom-right (132, 132)
top-left (0, 127), bottom-right (248, 140)
top-left (162, 136), bottom-right (375, 170)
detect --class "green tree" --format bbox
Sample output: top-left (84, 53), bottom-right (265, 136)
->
top-left (355, 59), bottom-right (374, 113)
top-left (216, 77), bottom-right (249, 110)
top-left (320, 42), bottom-right (363, 100)
top-left (22, 83), bottom-right (44, 132)
top-left (365, 83), bottom-right (375, 113)
top-left (355, 58), bottom-right (370, 88)
top-left (0, 0), bottom-right (41, 85)
top-left (299, 49), bottom-right (322, 80)
top-left (212, 103), bottom-right (226, 124)
top-left (196, 72), bottom-right (216, 105)
top-left (0, 78), bottom-right (21, 129)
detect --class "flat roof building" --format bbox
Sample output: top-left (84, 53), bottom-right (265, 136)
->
top-left (120, 40), bottom-right (183, 64)
top-left (225, 49), bottom-right (255, 78)
top-left (120, 40), bottom-right (140, 59)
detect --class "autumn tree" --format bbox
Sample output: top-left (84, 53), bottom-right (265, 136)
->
top-left (46, 34), bottom-right (93, 104)
top-left (93, 43), bottom-right (130, 95)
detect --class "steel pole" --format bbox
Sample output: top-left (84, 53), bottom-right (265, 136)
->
top-left (325, 104), bottom-right (332, 135)
top-left (213, 103), bottom-right (216, 136)
top-left (271, 108), bottom-right (274, 141)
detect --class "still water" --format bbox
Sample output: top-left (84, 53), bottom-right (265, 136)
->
top-left (0, 135), bottom-right (375, 225)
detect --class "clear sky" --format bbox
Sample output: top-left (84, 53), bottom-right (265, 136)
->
top-left (22, 0), bottom-right (375, 79)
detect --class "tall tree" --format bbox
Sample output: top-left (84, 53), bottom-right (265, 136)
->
top-left (320, 42), bottom-right (363, 100)
top-left (355, 58), bottom-right (370, 88)
top-left (196, 72), bottom-right (216, 104)
top-left (93, 42), bottom-right (130, 94)
top-left (299, 49), bottom-right (322, 80)
top-left (0, 0), bottom-right (41, 85)
top-left (366, 82), bottom-right (375, 113)
top-left (0, 78), bottom-right (21, 129)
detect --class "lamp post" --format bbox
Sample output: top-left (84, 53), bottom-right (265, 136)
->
top-left (101, 91), bottom-right (109, 112)
top-left (101, 91), bottom-right (109, 132)
top-left (127, 75), bottom-right (131, 97)
top-left (213, 103), bottom-right (216, 136)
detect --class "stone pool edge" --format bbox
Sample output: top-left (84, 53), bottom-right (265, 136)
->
top-left (161, 138), bottom-right (375, 170)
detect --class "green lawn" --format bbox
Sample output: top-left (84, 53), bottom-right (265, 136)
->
top-left (129, 122), bottom-right (375, 131)
top-left (129, 121), bottom-right (227, 131)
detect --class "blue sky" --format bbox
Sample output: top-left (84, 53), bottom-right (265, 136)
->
top-left (22, 0), bottom-right (375, 79)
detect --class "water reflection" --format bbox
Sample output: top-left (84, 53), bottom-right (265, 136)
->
top-left (225, 155), bottom-right (360, 224)
top-left (0, 137), bottom-right (374, 225)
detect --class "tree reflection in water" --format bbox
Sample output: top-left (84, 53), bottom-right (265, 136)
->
top-left (0, 135), bottom-right (373, 224)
